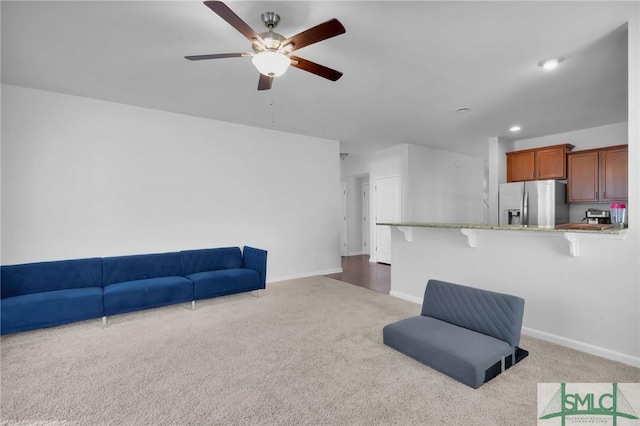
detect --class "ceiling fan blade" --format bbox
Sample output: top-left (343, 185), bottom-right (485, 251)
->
top-left (290, 56), bottom-right (343, 81)
top-left (184, 52), bottom-right (251, 61)
top-left (258, 73), bottom-right (273, 91)
top-left (282, 19), bottom-right (345, 52)
top-left (203, 1), bottom-right (264, 45)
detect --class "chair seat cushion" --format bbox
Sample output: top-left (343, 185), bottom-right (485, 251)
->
top-left (1, 287), bottom-right (103, 334)
top-left (188, 268), bottom-right (260, 300)
top-left (383, 315), bottom-right (514, 388)
top-left (103, 276), bottom-right (193, 316)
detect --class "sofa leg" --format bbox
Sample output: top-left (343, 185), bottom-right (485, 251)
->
top-left (102, 316), bottom-right (107, 329)
top-left (192, 300), bottom-right (196, 311)
top-left (253, 289), bottom-right (263, 298)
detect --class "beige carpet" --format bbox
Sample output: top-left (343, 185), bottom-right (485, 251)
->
top-left (1, 276), bottom-right (638, 425)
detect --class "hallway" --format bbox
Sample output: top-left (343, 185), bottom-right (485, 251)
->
top-left (325, 255), bottom-right (391, 294)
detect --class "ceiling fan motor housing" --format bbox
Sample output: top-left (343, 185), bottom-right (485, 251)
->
top-left (261, 12), bottom-right (280, 29)
top-left (255, 31), bottom-right (286, 52)
top-left (252, 12), bottom-right (286, 52)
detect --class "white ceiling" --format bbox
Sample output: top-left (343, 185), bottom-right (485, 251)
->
top-left (1, 1), bottom-right (632, 158)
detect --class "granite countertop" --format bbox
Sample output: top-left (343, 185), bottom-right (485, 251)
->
top-left (376, 222), bottom-right (628, 234)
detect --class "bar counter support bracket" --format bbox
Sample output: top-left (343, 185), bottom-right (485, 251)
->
top-left (564, 233), bottom-right (580, 257)
top-left (461, 229), bottom-right (477, 248)
top-left (398, 226), bottom-right (413, 242)
top-left (561, 230), bottom-right (627, 257)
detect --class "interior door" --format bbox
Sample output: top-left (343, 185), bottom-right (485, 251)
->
top-left (375, 176), bottom-right (401, 264)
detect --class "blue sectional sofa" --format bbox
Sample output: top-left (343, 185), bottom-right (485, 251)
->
top-left (383, 279), bottom-right (527, 389)
top-left (0, 258), bottom-right (104, 335)
top-left (1, 246), bottom-right (267, 335)
top-left (182, 247), bottom-right (266, 300)
top-left (103, 252), bottom-right (194, 317)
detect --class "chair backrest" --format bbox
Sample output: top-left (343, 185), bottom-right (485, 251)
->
top-left (421, 279), bottom-right (525, 346)
top-left (102, 252), bottom-right (182, 286)
top-left (1, 258), bottom-right (103, 298)
top-left (180, 247), bottom-right (242, 276)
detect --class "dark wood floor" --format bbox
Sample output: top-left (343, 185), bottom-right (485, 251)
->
top-left (325, 255), bottom-right (391, 294)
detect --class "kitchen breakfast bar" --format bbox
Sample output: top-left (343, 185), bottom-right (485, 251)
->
top-left (379, 222), bottom-right (627, 257)
top-left (376, 221), bottom-right (638, 367)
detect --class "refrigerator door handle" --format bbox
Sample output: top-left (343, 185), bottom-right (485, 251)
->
top-left (523, 188), bottom-right (529, 226)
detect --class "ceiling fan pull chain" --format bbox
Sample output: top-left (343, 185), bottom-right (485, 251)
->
top-left (270, 98), bottom-right (275, 124)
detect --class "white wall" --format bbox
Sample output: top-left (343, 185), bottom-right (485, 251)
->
top-left (406, 144), bottom-right (484, 223)
top-left (389, 226), bottom-right (640, 366)
top-left (342, 143), bottom-right (485, 261)
top-left (367, 145), bottom-right (408, 262)
top-left (1, 85), bottom-right (342, 281)
top-left (389, 8), bottom-right (640, 366)
top-left (514, 122), bottom-right (628, 151)
top-left (487, 137), bottom-right (513, 224)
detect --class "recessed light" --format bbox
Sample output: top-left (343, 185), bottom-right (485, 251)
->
top-left (538, 57), bottom-right (563, 71)
top-left (510, 125), bottom-right (521, 132)
top-left (456, 107), bottom-right (471, 113)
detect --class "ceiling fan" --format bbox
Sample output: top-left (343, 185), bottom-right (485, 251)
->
top-left (185, 1), bottom-right (346, 90)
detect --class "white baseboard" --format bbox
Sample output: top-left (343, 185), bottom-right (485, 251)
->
top-left (389, 290), bottom-right (639, 368)
top-left (346, 251), bottom-right (364, 256)
top-left (522, 327), bottom-right (640, 368)
top-left (389, 290), bottom-right (422, 305)
top-left (268, 268), bottom-right (342, 284)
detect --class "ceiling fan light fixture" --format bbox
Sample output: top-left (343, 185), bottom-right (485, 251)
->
top-left (252, 51), bottom-right (290, 77)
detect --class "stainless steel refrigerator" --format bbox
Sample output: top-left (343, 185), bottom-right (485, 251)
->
top-left (498, 180), bottom-right (569, 228)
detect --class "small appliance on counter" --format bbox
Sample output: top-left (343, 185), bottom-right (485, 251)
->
top-left (610, 203), bottom-right (627, 228)
top-left (584, 209), bottom-right (611, 225)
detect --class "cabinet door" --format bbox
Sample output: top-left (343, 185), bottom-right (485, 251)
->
top-left (536, 146), bottom-right (567, 180)
top-left (567, 152), bottom-right (598, 203)
top-left (600, 147), bottom-right (628, 201)
top-left (506, 151), bottom-right (535, 182)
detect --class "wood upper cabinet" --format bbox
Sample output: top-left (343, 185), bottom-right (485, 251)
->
top-left (567, 145), bottom-right (628, 203)
top-left (506, 144), bottom-right (574, 182)
top-left (567, 151), bottom-right (599, 202)
top-left (600, 145), bottom-right (628, 202)
top-left (506, 150), bottom-right (535, 182)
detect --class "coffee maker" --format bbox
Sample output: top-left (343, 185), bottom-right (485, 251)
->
top-left (585, 209), bottom-right (611, 224)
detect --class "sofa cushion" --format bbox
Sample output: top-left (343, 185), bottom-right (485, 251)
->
top-left (188, 269), bottom-right (260, 300)
top-left (0, 288), bottom-right (103, 334)
top-left (102, 252), bottom-right (182, 286)
top-left (383, 315), bottom-right (514, 389)
top-left (1, 258), bottom-right (103, 298)
top-left (103, 276), bottom-right (193, 316)
top-left (180, 247), bottom-right (242, 276)
top-left (421, 280), bottom-right (525, 346)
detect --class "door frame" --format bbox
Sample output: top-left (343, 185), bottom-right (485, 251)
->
top-left (340, 182), bottom-right (348, 256)
top-left (362, 182), bottom-right (370, 255)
